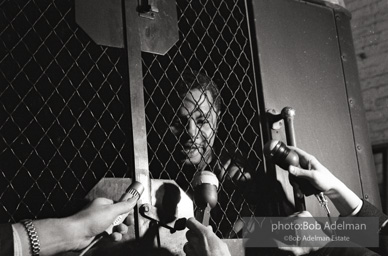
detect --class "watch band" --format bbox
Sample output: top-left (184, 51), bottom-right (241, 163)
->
top-left (21, 219), bottom-right (40, 256)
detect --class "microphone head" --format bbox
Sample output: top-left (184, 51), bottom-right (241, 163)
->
top-left (192, 171), bottom-right (218, 209)
top-left (264, 140), bottom-right (281, 158)
top-left (127, 181), bottom-right (145, 198)
top-left (118, 181), bottom-right (145, 202)
top-left (192, 170), bottom-right (219, 188)
top-left (264, 140), bottom-right (299, 170)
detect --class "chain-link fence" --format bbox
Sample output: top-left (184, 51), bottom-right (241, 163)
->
top-left (0, 0), bottom-right (133, 222)
top-left (1, 0), bottom-right (265, 238)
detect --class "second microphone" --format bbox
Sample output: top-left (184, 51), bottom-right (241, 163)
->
top-left (192, 170), bottom-right (219, 226)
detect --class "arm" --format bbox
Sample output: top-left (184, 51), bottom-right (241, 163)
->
top-left (0, 224), bottom-right (14, 255)
top-left (287, 147), bottom-right (388, 256)
top-left (287, 146), bottom-right (362, 216)
top-left (12, 197), bottom-right (136, 256)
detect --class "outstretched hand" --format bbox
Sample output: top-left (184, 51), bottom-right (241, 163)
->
top-left (287, 146), bottom-right (342, 195)
top-left (184, 217), bottom-right (231, 256)
top-left (278, 211), bottom-right (330, 256)
top-left (287, 146), bottom-right (362, 216)
top-left (67, 197), bottom-right (137, 250)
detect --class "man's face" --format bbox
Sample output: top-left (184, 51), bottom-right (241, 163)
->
top-left (170, 89), bottom-right (219, 166)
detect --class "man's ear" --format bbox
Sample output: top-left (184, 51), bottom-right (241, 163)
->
top-left (216, 110), bottom-right (221, 129)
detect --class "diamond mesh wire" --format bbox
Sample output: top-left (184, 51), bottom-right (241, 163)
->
top-left (0, 0), bottom-right (133, 221)
top-left (0, 0), bottom-right (264, 238)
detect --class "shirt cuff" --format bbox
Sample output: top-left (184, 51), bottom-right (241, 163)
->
top-left (348, 199), bottom-right (363, 216)
top-left (12, 224), bottom-right (23, 256)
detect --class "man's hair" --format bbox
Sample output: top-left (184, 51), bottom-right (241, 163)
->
top-left (175, 70), bottom-right (221, 112)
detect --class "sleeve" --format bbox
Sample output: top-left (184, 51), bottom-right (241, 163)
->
top-left (0, 223), bottom-right (15, 255)
top-left (312, 244), bottom-right (380, 256)
top-left (356, 199), bottom-right (388, 255)
top-left (356, 200), bottom-right (388, 228)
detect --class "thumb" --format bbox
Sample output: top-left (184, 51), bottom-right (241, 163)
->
top-left (288, 165), bottom-right (313, 179)
top-left (186, 217), bottom-right (207, 235)
top-left (110, 197), bottom-right (138, 216)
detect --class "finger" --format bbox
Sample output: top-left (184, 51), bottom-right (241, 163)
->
top-left (186, 217), bottom-right (207, 235)
top-left (183, 243), bottom-right (189, 254)
top-left (186, 236), bottom-right (200, 249)
top-left (289, 166), bottom-right (314, 180)
top-left (222, 158), bottom-right (232, 172)
top-left (279, 246), bottom-right (307, 256)
top-left (288, 146), bottom-right (311, 159)
top-left (186, 229), bottom-right (197, 241)
top-left (229, 166), bottom-right (240, 180)
top-left (278, 245), bottom-right (297, 253)
top-left (239, 171), bottom-right (251, 182)
top-left (287, 211), bottom-right (301, 217)
top-left (216, 158), bottom-right (231, 180)
top-left (109, 199), bottom-right (138, 217)
top-left (93, 197), bottom-right (115, 206)
top-left (288, 211), bottom-right (312, 218)
top-left (110, 232), bottom-right (123, 242)
top-left (206, 224), bottom-right (213, 232)
top-left (183, 243), bottom-right (196, 256)
top-left (297, 211), bottom-right (313, 217)
top-left (288, 147), bottom-right (317, 167)
top-left (124, 211), bottom-right (135, 226)
top-left (114, 223), bottom-right (128, 234)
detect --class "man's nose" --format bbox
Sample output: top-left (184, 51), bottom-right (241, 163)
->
top-left (187, 119), bottom-right (198, 138)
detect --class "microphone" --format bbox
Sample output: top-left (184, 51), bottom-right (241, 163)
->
top-left (264, 140), bottom-right (319, 197)
top-left (192, 171), bottom-right (219, 226)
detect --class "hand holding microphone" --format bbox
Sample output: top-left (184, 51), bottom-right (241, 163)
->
top-left (286, 146), bottom-right (364, 217)
top-left (264, 140), bottom-right (333, 214)
top-left (264, 140), bottom-right (321, 196)
top-left (79, 181), bottom-right (144, 255)
top-left (192, 171), bottom-right (219, 226)
top-left (105, 181), bottom-right (144, 234)
top-left (266, 143), bottom-right (364, 217)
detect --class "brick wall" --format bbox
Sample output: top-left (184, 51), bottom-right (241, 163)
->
top-left (344, 0), bottom-right (388, 145)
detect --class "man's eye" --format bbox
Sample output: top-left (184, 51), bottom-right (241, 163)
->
top-left (172, 120), bottom-right (182, 126)
top-left (171, 119), bottom-right (182, 127)
top-left (197, 119), bottom-right (209, 125)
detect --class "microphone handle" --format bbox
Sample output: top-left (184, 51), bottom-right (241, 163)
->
top-left (195, 203), bottom-right (211, 226)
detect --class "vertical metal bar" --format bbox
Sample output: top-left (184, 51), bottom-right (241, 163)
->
top-left (281, 107), bottom-right (297, 147)
top-left (334, 8), bottom-right (381, 209)
top-left (281, 107), bottom-right (306, 211)
top-left (383, 149), bottom-right (388, 213)
top-left (122, 0), bottom-right (152, 238)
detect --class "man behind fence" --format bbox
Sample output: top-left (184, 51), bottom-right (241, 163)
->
top-left (164, 70), bottom-right (257, 238)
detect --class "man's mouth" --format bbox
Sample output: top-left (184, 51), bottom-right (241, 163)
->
top-left (183, 144), bottom-right (201, 156)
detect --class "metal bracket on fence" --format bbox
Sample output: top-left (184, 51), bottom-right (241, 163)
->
top-left (266, 108), bottom-right (283, 130)
top-left (140, 204), bottom-right (187, 234)
top-left (75, 0), bottom-right (178, 55)
top-left (138, 0), bottom-right (159, 19)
